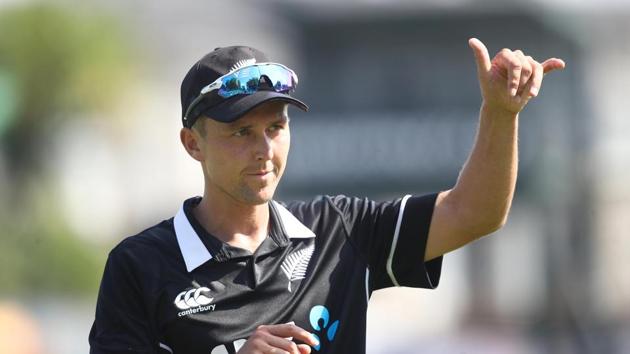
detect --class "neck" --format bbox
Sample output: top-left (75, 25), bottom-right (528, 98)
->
top-left (193, 190), bottom-right (270, 253)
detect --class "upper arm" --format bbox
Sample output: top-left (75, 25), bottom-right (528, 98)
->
top-left (89, 246), bottom-right (160, 354)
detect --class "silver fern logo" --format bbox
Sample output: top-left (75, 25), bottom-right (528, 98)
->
top-left (281, 245), bottom-right (314, 292)
top-left (229, 58), bottom-right (257, 73)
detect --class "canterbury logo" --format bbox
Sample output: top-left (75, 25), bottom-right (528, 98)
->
top-left (281, 245), bottom-right (315, 292)
top-left (174, 287), bottom-right (213, 310)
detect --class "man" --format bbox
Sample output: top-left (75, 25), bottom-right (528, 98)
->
top-left (89, 40), bottom-right (564, 354)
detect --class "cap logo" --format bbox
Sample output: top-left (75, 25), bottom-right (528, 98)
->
top-left (229, 58), bottom-right (257, 72)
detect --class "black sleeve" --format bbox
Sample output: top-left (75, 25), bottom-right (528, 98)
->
top-left (89, 245), bottom-right (163, 354)
top-left (328, 193), bottom-right (443, 291)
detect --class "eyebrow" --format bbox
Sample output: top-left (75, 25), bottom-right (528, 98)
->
top-left (222, 109), bottom-right (289, 131)
top-left (276, 113), bottom-right (290, 124)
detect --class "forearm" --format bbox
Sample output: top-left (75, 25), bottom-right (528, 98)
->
top-left (446, 103), bottom-right (518, 236)
top-left (423, 39), bottom-right (563, 260)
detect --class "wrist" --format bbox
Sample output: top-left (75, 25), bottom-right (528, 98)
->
top-left (480, 101), bottom-right (519, 121)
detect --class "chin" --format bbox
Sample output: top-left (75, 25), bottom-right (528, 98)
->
top-left (238, 186), bottom-right (277, 205)
top-left (255, 189), bottom-right (277, 203)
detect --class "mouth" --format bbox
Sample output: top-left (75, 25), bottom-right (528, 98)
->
top-left (246, 170), bottom-right (274, 178)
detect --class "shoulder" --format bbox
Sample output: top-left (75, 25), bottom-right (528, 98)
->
top-left (108, 218), bottom-right (178, 268)
top-left (280, 195), bottom-right (354, 217)
top-left (278, 195), bottom-right (373, 229)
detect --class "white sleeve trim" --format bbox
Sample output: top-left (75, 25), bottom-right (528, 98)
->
top-left (159, 342), bottom-right (174, 354)
top-left (365, 267), bottom-right (371, 304)
top-left (386, 194), bottom-right (411, 287)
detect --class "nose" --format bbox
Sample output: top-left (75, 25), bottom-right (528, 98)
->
top-left (254, 132), bottom-right (274, 161)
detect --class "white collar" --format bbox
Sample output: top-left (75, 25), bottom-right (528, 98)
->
top-left (173, 200), bottom-right (316, 273)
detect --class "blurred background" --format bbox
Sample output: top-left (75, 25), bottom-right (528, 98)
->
top-left (0, 0), bottom-right (628, 353)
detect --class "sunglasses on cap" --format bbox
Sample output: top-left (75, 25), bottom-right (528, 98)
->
top-left (183, 62), bottom-right (299, 122)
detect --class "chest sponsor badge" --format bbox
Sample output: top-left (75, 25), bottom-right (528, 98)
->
top-left (174, 286), bottom-right (216, 317)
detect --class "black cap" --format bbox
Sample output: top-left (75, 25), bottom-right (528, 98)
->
top-left (180, 46), bottom-right (308, 128)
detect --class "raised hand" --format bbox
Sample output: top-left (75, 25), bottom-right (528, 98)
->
top-left (236, 323), bottom-right (318, 354)
top-left (468, 38), bottom-right (565, 115)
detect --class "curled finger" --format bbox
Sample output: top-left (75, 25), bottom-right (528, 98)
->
top-left (514, 51), bottom-right (533, 95)
top-left (497, 48), bottom-right (522, 97)
top-left (265, 324), bottom-right (319, 348)
top-left (524, 58), bottom-right (544, 98)
top-left (264, 335), bottom-right (301, 354)
top-left (264, 346), bottom-right (290, 354)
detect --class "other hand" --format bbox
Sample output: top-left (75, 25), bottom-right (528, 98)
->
top-left (236, 323), bottom-right (318, 354)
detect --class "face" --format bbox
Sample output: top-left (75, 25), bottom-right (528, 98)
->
top-left (184, 101), bottom-right (290, 206)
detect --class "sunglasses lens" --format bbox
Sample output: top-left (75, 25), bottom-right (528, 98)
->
top-left (217, 64), bottom-right (295, 98)
top-left (259, 65), bottom-right (295, 92)
top-left (218, 66), bottom-right (260, 97)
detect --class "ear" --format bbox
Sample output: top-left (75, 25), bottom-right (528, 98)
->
top-left (180, 127), bottom-right (204, 162)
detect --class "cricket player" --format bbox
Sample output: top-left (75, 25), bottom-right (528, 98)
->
top-left (89, 38), bottom-right (565, 354)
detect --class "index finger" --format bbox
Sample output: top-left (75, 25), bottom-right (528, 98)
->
top-left (261, 324), bottom-right (319, 347)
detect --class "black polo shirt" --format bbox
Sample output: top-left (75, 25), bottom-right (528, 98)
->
top-left (89, 193), bottom-right (443, 354)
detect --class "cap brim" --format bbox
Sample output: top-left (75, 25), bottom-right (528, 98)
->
top-left (201, 91), bottom-right (308, 123)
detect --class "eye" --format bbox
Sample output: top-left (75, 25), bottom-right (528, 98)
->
top-left (269, 124), bottom-right (285, 132)
top-left (270, 118), bottom-right (290, 132)
top-left (233, 127), bottom-right (250, 137)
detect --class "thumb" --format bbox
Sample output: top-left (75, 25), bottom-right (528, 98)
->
top-left (468, 38), bottom-right (491, 75)
top-left (298, 344), bottom-right (312, 354)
